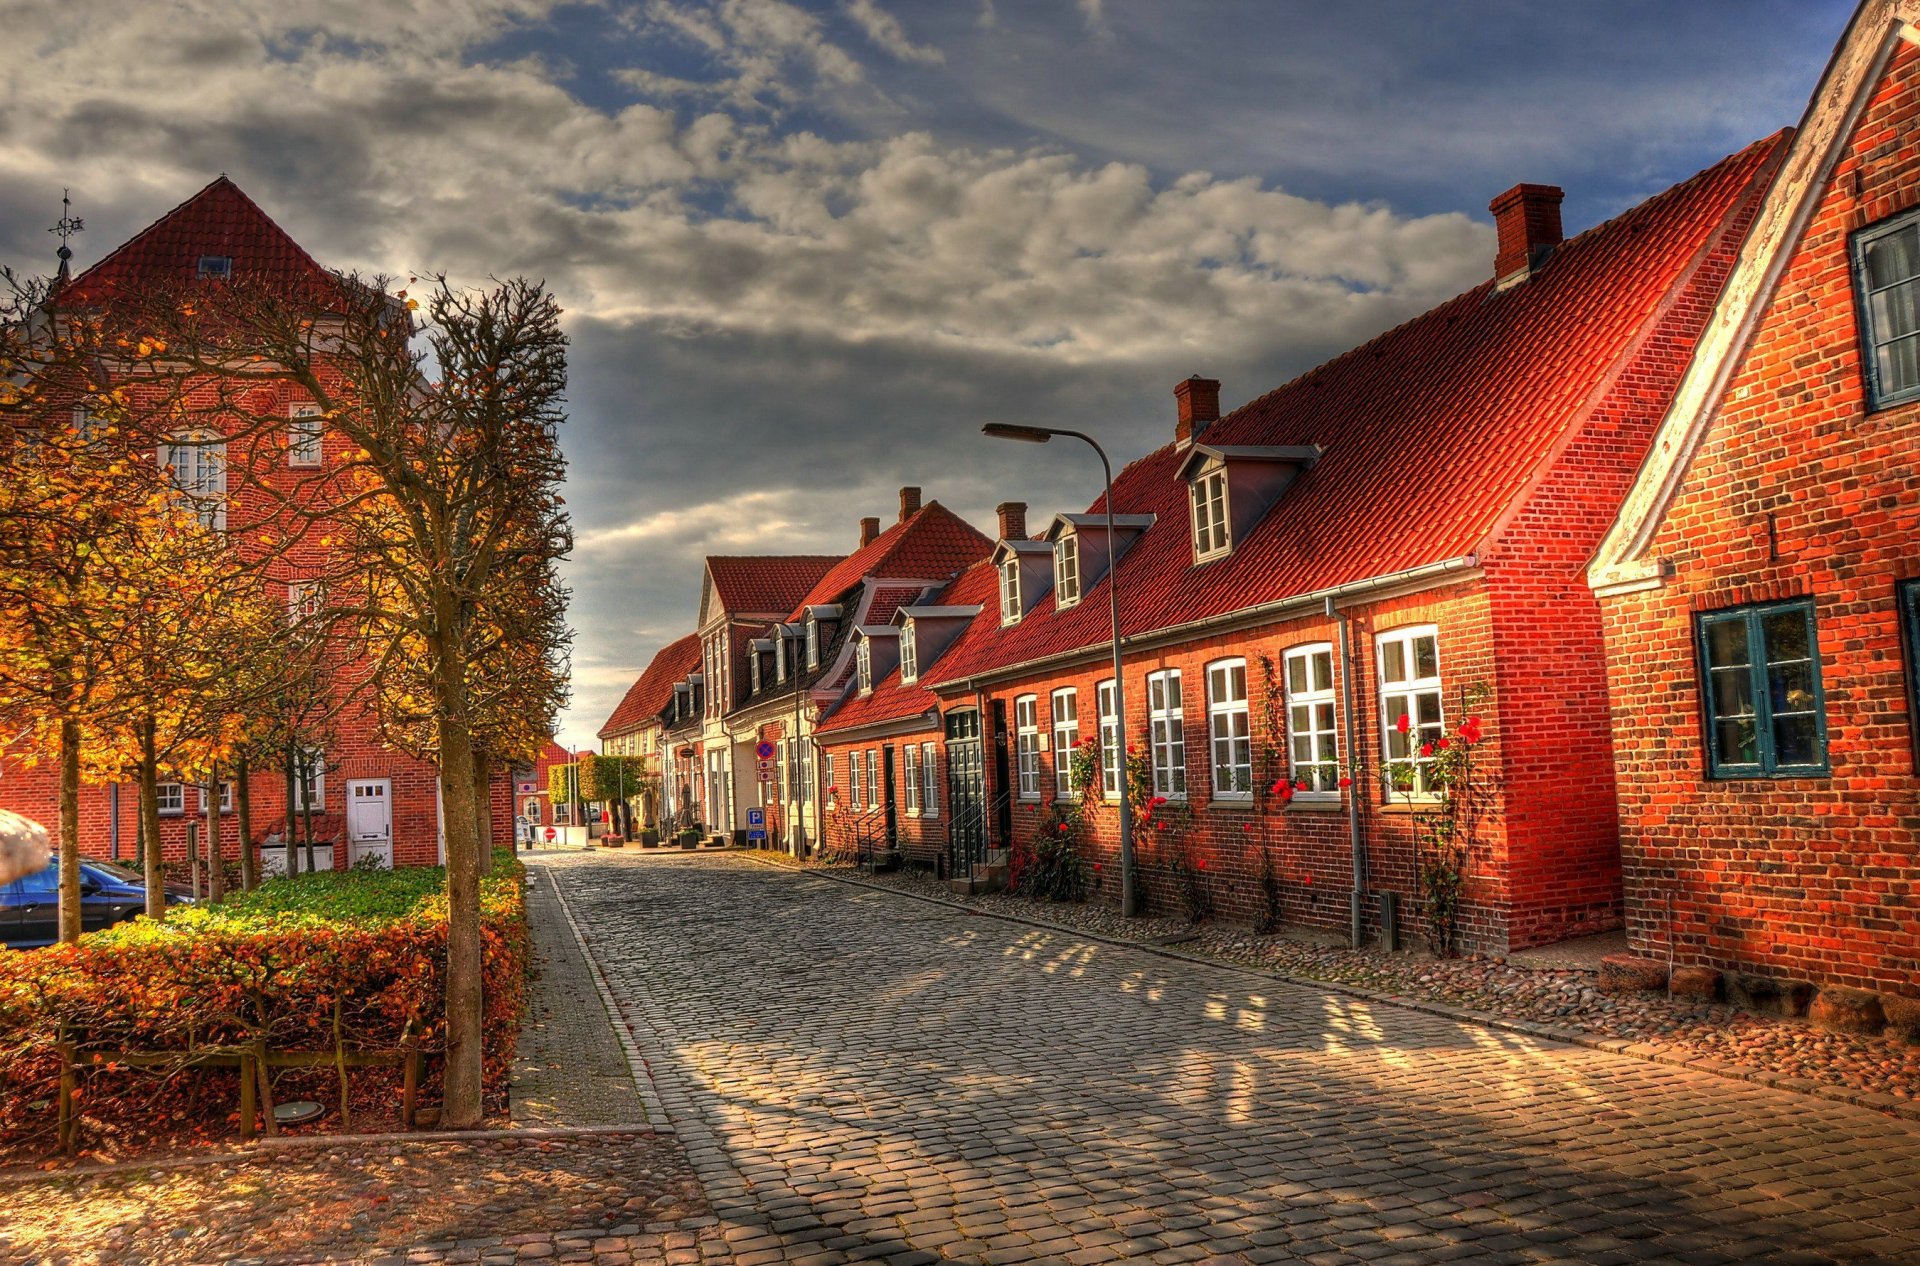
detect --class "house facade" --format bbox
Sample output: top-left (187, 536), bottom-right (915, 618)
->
top-left (598, 632), bottom-right (703, 832)
top-left (0, 178), bottom-right (514, 873)
top-left (1589, 2), bottom-right (1920, 1009)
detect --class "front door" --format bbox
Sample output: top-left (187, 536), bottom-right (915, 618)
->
top-left (347, 779), bottom-right (394, 869)
top-left (945, 710), bottom-right (986, 873)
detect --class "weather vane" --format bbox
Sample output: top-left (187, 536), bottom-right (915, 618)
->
top-left (50, 188), bottom-right (83, 267)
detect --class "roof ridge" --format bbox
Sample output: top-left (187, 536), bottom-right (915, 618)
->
top-left (64, 175), bottom-right (332, 297)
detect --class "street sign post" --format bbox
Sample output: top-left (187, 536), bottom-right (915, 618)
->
top-left (746, 807), bottom-right (767, 842)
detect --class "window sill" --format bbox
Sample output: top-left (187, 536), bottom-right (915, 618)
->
top-left (1376, 799), bottom-right (1441, 815)
top-left (1288, 799), bottom-right (1345, 814)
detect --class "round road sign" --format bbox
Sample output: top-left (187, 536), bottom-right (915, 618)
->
top-left (543, 826), bottom-right (557, 843)
top-left (755, 740), bottom-right (776, 760)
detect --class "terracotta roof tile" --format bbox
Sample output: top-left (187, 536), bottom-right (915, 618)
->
top-left (819, 563), bottom-right (997, 734)
top-left (599, 633), bottom-right (703, 738)
top-left (787, 503), bottom-right (991, 618)
top-left (708, 555), bottom-right (844, 619)
top-left (921, 134), bottom-right (1788, 689)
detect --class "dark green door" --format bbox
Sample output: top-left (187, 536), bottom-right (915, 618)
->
top-left (945, 709), bottom-right (986, 873)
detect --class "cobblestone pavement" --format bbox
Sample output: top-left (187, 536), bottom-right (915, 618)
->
top-left (548, 850), bottom-right (1920, 1266)
top-left (511, 864), bottom-right (653, 1127)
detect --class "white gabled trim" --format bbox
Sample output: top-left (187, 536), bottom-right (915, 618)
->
top-left (1588, 3), bottom-right (1920, 594)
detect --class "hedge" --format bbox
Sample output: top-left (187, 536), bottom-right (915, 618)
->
top-left (0, 849), bottom-right (527, 1149)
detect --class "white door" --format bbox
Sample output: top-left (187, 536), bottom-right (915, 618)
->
top-left (347, 779), bottom-right (394, 869)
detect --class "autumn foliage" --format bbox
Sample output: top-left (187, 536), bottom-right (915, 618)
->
top-left (0, 851), bottom-right (527, 1152)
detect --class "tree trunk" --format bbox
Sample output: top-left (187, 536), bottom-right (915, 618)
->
top-left (140, 718), bottom-right (165, 920)
top-left (282, 743), bottom-right (301, 878)
top-left (471, 754), bottom-right (492, 858)
top-left (236, 752), bottom-right (256, 891)
top-left (58, 717), bottom-right (82, 944)
top-left (301, 749), bottom-right (317, 873)
top-left (436, 644), bottom-right (484, 1129)
top-left (206, 760), bottom-right (225, 903)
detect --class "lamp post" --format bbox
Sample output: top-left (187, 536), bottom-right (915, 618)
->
top-left (981, 422), bottom-right (1137, 918)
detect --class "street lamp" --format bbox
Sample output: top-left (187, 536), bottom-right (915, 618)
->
top-left (981, 422), bottom-right (1137, 918)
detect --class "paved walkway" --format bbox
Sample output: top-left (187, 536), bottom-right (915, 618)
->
top-left (511, 863), bottom-right (652, 1127)
top-left (545, 850), bottom-right (1920, 1266)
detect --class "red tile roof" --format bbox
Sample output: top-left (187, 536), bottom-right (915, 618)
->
top-left (787, 503), bottom-right (992, 619)
top-left (819, 562), bottom-right (998, 734)
top-left (921, 133), bottom-right (1788, 689)
top-left (707, 555), bottom-right (843, 620)
top-left (61, 176), bottom-right (337, 306)
top-left (598, 633), bottom-right (703, 739)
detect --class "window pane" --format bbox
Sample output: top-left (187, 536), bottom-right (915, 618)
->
top-left (1314, 702), bottom-right (1335, 732)
top-left (1877, 333), bottom-right (1920, 398)
top-left (1716, 717), bottom-right (1759, 765)
top-left (1311, 650), bottom-right (1333, 692)
top-left (1381, 641), bottom-right (1408, 684)
top-left (1287, 656), bottom-right (1307, 694)
top-left (1415, 692), bottom-right (1442, 726)
top-left (1413, 635), bottom-right (1439, 680)
top-left (1870, 278), bottom-right (1920, 341)
top-left (1770, 658), bottom-right (1817, 715)
top-left (1710, 667), bottom-right (1755, 719)
top-left (1705, 618), bottom-right (1750, 668)
top-left (1290, 703), bottom-right (1311, 733)
top-left (1761, 610), bottom-right (1810, 664)
top-left (1865, 223), bottom-right (1920, 289)
top-left (1773, 714), bottom-right (1818, 766)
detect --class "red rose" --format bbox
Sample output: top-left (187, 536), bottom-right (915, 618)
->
top-left (1240, 823), bottom-right (1253, 834)
top-left (1337, 776), bottom-right (1352, 789)
top-left (1419, 742), bottom-right (1433, 758)
top-left (1294, 780), bottom-right (1307, 792)
top-left (1395, 714), bottom-right (1411, 734)
top-left (1196, 859), bottom-right (1207, 871)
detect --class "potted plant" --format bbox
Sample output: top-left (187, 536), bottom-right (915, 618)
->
top-left (679, 819), bottom-right (703, 849)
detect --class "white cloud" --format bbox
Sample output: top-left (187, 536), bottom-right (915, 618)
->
top-left (845, 0), bottom-right (944, 65)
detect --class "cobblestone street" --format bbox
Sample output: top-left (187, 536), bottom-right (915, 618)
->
top-left (550, 851), bottom-right (1920, 1266)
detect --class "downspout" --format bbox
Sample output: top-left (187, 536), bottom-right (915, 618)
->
top-left (1329, 596), bottom-right (1367, 949)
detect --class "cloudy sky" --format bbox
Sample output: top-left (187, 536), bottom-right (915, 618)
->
top-left (1, 0), bottom-right (1851, 748)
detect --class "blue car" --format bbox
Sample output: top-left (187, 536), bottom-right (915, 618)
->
top-left (0, 859), bottom-right (190, 949)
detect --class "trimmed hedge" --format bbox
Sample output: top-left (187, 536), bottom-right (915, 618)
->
top-left (0, 849), bottom-right (527, 1147)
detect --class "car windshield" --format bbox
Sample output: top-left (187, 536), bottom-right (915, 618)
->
top-left (80, 862), bottom-right (139, 888)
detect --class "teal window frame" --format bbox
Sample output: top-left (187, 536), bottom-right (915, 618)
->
top-left (1696, 598), bottom-right (1830, 779)
top-left (1900, 579), bottom-right (1920, 766)
top-left (1850, 207), bottom-right (1920, 412)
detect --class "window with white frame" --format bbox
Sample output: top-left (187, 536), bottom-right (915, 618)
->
top-left (1190, 467), bottom-right (1229, 560)
top-left (288, 580), bottom-right (322, 625)
top-left (157, 783), bottom-right (184, 816)
top-left (865, 750), bottom-right (879, 808)
top-left (159, 433), bottom-right (227, 529)
top-left (199, 781), bottom-right (234, 814)
top-left (806, 615), bottom-right (820, 668)
top-left (1050, 688), bottom-right (1078, 797)
top-left (999, 557), bottom-right (1022, 625)
top-left (919, 742), bottom-right (938, 816)
top-left (294, 746), bottom-right (327, 810)
top-left (750, 654), bottom-right (763, 694)
top-left (1206, 659), bottom-right (1251, 799)
top-left (904, 744), bottom-right (921, 813)
top-left (823, 753), bottom-right (837, 804)
top-left (775, 635), bottom-right (788, 682)
top-left (1378, 626), bottom-right (1444, 796)
top-left (1014, 695), bottom-right (1041, 799)
top-left (1054, 535), bottom-right (1080, 608)
top-left (899, 622), bottom-right (918, 683)
top-left (848, 750), bottom-right (862, 808)
top-left (800, 743), bottom-right (814, 803)
top-left (1097, 680), bottom-right (1121, 799)
top-left (1146, 669), bottom-right (1187, 797)
top-left (856, 638), bottom-right (873, 693)
top-left (1284, 644), bottom-right (1340, 797)
top-left (288, 404), bottom-right (323, 467)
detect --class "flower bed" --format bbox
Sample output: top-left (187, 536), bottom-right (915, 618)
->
top-left (0, 849), bottom-right (527, 1160)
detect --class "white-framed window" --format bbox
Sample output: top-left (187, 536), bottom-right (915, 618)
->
top-left (524, 798), bottom-right (542, 824)
top-left (806, 615), bottom-right (820, 668)
top-left (196, 255), bottom-right (232, 281)
top-left (159, 433), bottom-right (227, 530)
top-left (296, 745), bottom-right (328, 811)
top-left (999, 557), bottom-right (1022, 625)
top-left (751, 653), bottom-right (764, 694)
top-left (1190, 467), bottom-right (1229, 560)
top-left (1097, 679), bottom-right (1121, 800)
top-left (1054, 534), bottom-right (1080, 608)
top-left (1014, 695), bottom-right (1041, 800)
top-left (823, 753), bottom-right (837, 804)
top-left (1050, 688), bottom-right (1078, 797)
top-left (1285, 644), bottom-right (1341, 799)
top-left (800, 743), bottom-right (814, 803)
top-left (1205, 659), bottom-right (1251, 799)
top-left (904, 744), bottom-right (922, 814)
top-left (919, 742), bottom-right (938, 816)
top-left (899, 622), bottom-right (918, 684)
top-left (856, 638), bottom-right (873, 694)
top-left (199, 781), bottom-right (234, 814)
top-left (1378, 625), bottom-right (1445, 796)
top-left (288, 580), bottom-right (322, 625)
top-left (847, 749), bottom-right (862, 808)
top-left (157, 782), bottom-right (184, 816)
top-left (775, 635), bottom-right (788, 683)
top-left (288, 403), bottom-right (323, 468)
top-left (1146, 669), bottom-right (1186, 798)
top-left (865, 750), bottom-right (879, 808)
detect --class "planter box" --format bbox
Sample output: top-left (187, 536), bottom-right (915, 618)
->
top-left (639, 830), bottom-right (660, 848)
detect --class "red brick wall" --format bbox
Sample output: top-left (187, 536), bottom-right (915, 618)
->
top-left (1598, 42), bottom-right (1920, 994)
top-left (816, 725), bottom-right (950, 867)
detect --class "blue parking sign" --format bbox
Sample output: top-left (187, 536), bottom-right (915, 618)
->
top-left (747, 807), bottom-right (766, 841)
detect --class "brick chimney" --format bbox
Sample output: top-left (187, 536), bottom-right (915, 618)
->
top-left (859, 516), bottom-right (881, 547)
top-left (996, 501), bottom-right (1027, 541)
top-left (1175, 376), bottom-right (1221, 446)
top-left (1490, 184), bottom-right (1564, 285)
top-left (898, 485), bottom-right (922, 522)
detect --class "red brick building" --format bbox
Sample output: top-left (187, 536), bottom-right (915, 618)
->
top-left (598, 633), bottom-right (703, 832)
top-left (818, 138), bottom-right (1785, 952)
top-left (1589, 3), bottom-right (1920, 1011)
top-left (0, 178), bottom-right (513, 873)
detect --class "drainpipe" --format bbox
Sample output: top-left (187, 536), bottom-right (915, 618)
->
top-left (1329, 596), bottom-right (1367, 949)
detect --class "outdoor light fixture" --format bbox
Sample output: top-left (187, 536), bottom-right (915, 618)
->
top-left (980, 422), bottom-right (1137, 918)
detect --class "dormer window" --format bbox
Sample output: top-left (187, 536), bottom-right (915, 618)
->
top-left (775, 635), bottom-right (788, 683)
top-left (999, 557), bottom-right (1022, 626)
top-left (856, 638), bottom-right (873, 693)
top-left (1191, 467), bottom-right (1230, 561)
top-left (750, 653), bottom-right (762, 694)
top-left (899, 622), bottom-right (918, 684)
top-left (1055, 534), bottom-right (1080, 608)
top-left (806, 614), bottom-right (820, 668)
top-left (196, 255), bottom-right (232, 281)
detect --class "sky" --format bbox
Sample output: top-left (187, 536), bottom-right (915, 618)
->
top-left (0, 0), bottom-right (1854, 750)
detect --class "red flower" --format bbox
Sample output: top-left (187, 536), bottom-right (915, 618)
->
top-left (1149, 795), bottom-right (1168, 808)
top-left (1437, 738), bottom-right (1451, 751)
top-left (1093, 862), bottom-right (1103, 872)
top-left (1337, 776), bottom-right (1352, 789)
top-left (1419, 742), bottom-right (1433, 758)
top-left (1195, 858), bottom-right (1207, 872)
top-left (1395, 713), bottom-right (1411, 735)
top-left (1127, 744), bottom-right (1137, 754)
top-left (1294, 780), bottom-right (1308, 792)
top-left (1458, 716), bottom-right (1483, 744)
top-left (1269, 779), bottom-right (1287, 795)
top-left (1278, 784), bottom-right (1295, 802)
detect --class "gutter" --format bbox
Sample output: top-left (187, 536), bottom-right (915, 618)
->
top-left (1329, 596), bottom-right (1367, 949)
top-left (944, 555), bottom-right (1481, 695)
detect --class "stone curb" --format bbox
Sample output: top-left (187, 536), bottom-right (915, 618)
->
top-left (766, 857), bottom-right (1920, 1128)
top-left (0, 1125), bottom-right (661, 1186)
top-left (534, 862), bottom-right (674, 1133)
